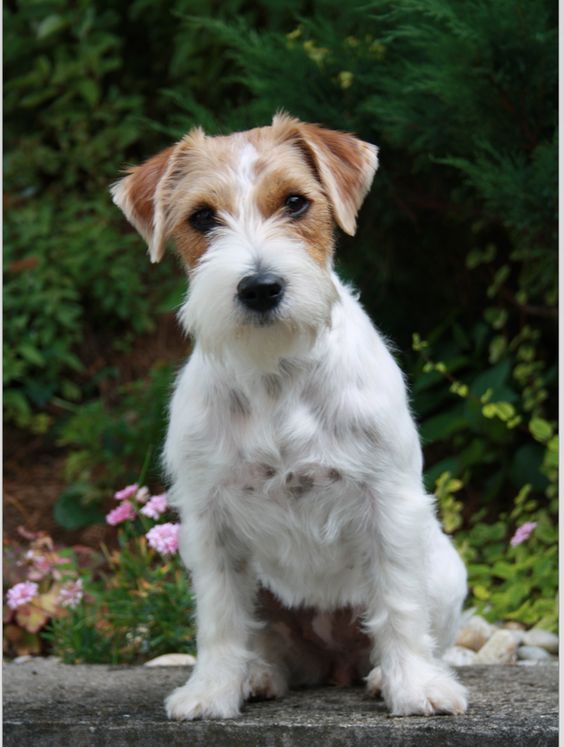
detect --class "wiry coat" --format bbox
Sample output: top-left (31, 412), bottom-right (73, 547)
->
top-left (111, 114), bottom-right (468, 719)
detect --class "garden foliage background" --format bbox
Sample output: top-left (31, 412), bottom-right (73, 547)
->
top-left (4, 0), bottom-right (558, 660)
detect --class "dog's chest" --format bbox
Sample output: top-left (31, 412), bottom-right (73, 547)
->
top-left (224, 371), bottom-right (365, 504)
top-left (225, 400), bottom-right (372, 607)
top-left (211, 370), bottom-right (377, 593)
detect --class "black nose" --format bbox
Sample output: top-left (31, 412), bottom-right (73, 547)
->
top-left (237, 273), bottom-right (285, 312)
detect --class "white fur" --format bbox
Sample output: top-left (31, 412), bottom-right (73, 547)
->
top-left (163, 193), bottom-right (468, 718)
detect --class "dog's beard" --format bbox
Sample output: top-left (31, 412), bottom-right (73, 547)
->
top-left (179, 232), bottom-right (338, 373)
top-left (226, 318), bottom-right (320, 372)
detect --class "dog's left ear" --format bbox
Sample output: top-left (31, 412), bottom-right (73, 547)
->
top-left (274, 114), bottom-right (378, 236)
top-left (110, 129), bottom-right (206, 263)
top-left (110, 146), bottom-right (176, 263)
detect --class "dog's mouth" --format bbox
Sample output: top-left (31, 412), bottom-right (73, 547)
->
top-left (239, 307), bottom-right (282, 327)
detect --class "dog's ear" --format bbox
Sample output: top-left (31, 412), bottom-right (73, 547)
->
top-left (273, 113), bottom-right (378, 236)
top-left (110, 146), bottom-right (176, 263)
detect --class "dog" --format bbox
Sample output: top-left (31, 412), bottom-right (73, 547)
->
top-left (111, 113), bottom-right (468, 719)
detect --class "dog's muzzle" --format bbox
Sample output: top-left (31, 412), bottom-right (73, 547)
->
top-left (237, 272), bottom-right (286, 313)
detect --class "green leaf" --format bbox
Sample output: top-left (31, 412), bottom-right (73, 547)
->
top-left (76, 80), bottom-right (100, 107)
top-left (18, 344), bottom-right (45, 367)
top-left (54, 486), bottom-right (105, 530)
top-left (419, 404), bottom-right (467, 443)
top-left (36, 15), bottom-right (67, 40)
top-left (473, 584), bottom-right (490, 601)
top-left (470, 359), bottom-right (513, 399)
top-left (529, 417), bottom-right (554, 443)
top-left (510, 444), bottom-right (548, 491)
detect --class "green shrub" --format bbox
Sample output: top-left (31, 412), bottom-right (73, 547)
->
top-left (4, 0), bottom-right (311, 432)
top-left (4, 0), bottom-right (182, 432)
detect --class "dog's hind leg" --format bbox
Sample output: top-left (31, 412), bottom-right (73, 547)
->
top-left (363, 488), bottom-right (468, 716)
top-left (243, 630), bottom-right (290, 701)
top-left (426, 524), bottom-right (467, 656)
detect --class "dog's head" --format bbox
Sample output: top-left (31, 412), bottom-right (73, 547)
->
top-left (111, 114), bottom-right (378, 369)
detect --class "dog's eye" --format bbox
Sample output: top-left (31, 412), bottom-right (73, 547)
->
top-left (189, 206), bottom-right (219, 234)
top-left (285, 194), bottom-right (310, 218)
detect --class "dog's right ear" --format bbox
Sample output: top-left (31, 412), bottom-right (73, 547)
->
top-left (110, 146), bottom-right (175, 264)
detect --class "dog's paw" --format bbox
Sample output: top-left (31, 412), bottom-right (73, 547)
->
top-left (165, 681), bottom-right (242, 721)
top-left (365, 665), bottom-right (383, 697)
top-left (375, 662), bottom-right (468, 716)
top-left (243, 659), bottom-right (288, 701)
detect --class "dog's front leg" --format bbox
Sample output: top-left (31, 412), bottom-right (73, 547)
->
top-left (364, 488), bottom-right (468, 716)
top-left (165, 515), bottom-right (257, 721)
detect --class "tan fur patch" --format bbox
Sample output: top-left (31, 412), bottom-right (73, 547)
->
top-left (270, 114), bottom-right (378, 236)
top-left (253, 144), bottom-right (335, 266)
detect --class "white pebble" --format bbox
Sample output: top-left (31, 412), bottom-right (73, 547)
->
top-left (442, 645), bottom-right (477, 666)
top-left (144, 653), bottom-right (196, 667)
top-left (456, 615), bottom-right (496, 652)
top-left (474, 630), bottom-right (517, 664)
top-left (522, 628), bottom-right (558, 654)
top-left (517, 645), bottom-right (554, 662)
top-left (13, 655), bottom-right (34, 664)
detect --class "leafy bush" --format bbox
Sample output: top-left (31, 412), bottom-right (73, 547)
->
top-left (4, 1), bottom-right (181, 431)
top-left (436, 467), bottom-right (557, 632)
top-left (4, 0), bottom-right (308, 433)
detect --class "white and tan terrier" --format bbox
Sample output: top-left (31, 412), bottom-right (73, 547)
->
top-left (111, 114), bottom-right (468, 719)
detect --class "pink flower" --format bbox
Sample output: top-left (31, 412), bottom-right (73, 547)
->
top-left (114, 484), bottom-right (138, 501)
top-left (140, 493), bottom-right (168, 520)
top-left (106, 500), bottom-right (136, 526)
top-left (510, 521), bottom-right (538, 547)
top-left (6, 581), bottom-right (39, 609)
top-left (146, 523), bottom-right (179, 555)
top-left (25, 551), bottom-right (53, 580)
top-left (58, 579), bottom-right (83, 609)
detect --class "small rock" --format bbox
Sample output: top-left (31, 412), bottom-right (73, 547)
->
top-left (144, 653), bottom-right (196, 667)
top-left (13, 655), bottom-right (34, 664)
top-left (474, 629), bottom-right (517, 665)
top-left (504, 628), bottom-right (526, 645)
top-left (517, 645), bottom-right (554, 662)
top-left (442, 645), bottom-right (477, 666)
top-left (522, 628), bottom-right (558, 654)
top-left (456, 615), bottom-right (496, 652)
top-left (503, 621), bottom-right (526, 631)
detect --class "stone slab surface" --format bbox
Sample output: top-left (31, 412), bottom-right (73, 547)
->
top-left (3, 659), bottom-right (558, 746)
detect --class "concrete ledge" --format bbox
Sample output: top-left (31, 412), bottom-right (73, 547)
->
top-left (3, 659), bottom-right (558, 746)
